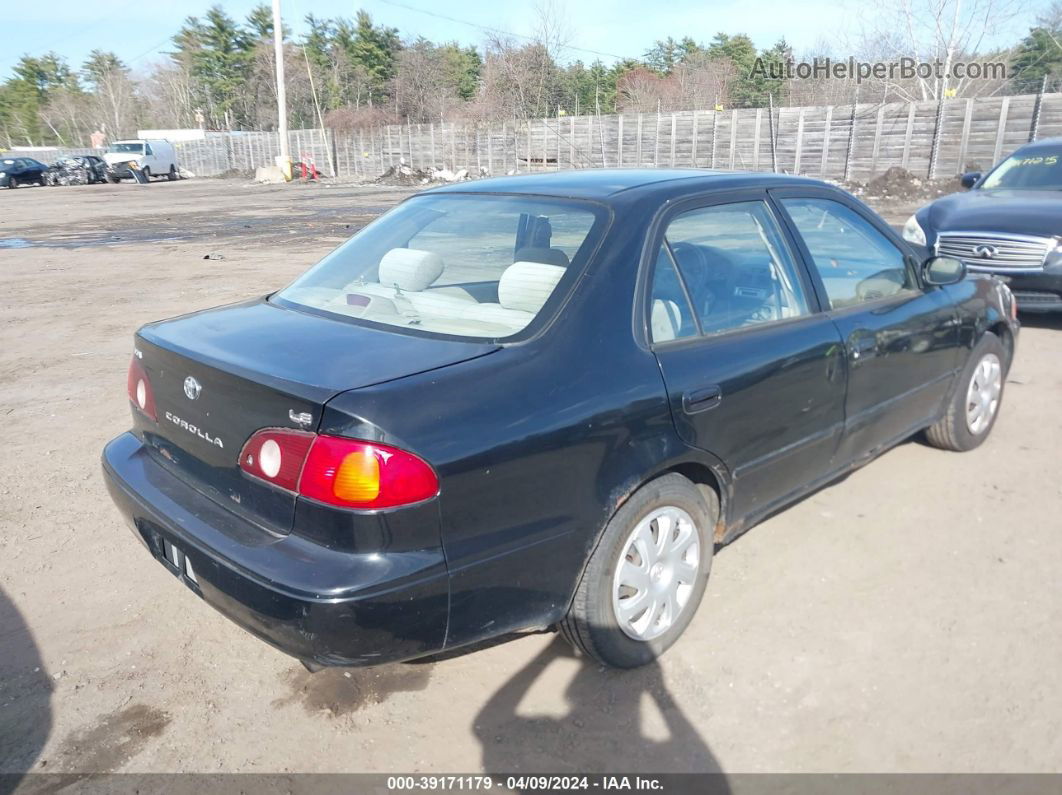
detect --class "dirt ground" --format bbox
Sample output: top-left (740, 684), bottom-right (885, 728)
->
top-left (1, 178), bottom-right (1060, 779)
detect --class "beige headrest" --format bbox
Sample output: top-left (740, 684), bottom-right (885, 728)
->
top-left (651, 299), bottom-right (682, 342)
top-left (379, 248), bottom-right (444, 291)
top-left (498, 262), bottom-right (566, 314)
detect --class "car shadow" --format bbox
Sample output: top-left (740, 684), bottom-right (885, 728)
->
top-left (474, 638), bottom-right (728, 782)
top-left (1018, 311), bottom-right (1062, 330)
top-left (0, 585), bottom-right (52, 788)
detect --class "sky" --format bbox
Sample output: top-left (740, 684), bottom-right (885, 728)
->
top-left (1, 0), bottom-right (1045, 81)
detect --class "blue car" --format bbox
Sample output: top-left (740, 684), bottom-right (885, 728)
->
top-left (0, 156), bottom-right (46, 188)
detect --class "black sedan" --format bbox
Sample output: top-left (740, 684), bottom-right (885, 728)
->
top-left (0, 156), bottom-right (46, 188)
top-left (904, 137), bottom-right (1062, 313)
top-left (102, 170), bottom-right (1019, 669)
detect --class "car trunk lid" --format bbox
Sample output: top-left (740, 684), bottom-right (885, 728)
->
top-left (132, 298), bottom-right (499, 533)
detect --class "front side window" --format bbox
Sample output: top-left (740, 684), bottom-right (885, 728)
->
top-left (981, 146), bottom-right (1062, 190)
top-left (649, 200), bottom-right (810, 341)
top-left (782, 198), bottom-right (915, 309)
top-left (276, 194), bottom-right (605, 340)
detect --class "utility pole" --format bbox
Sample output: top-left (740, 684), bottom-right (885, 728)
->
top-left (272, 0), bottom-right (289, 168)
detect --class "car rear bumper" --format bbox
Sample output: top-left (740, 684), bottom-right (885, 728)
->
top-left (102, 432), bottom-right (450, 667)
top-left (970, 264), bottom-right (1062, 313)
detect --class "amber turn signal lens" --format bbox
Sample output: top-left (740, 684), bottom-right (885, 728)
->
top-left (333, 450), bottom-right (381, 502)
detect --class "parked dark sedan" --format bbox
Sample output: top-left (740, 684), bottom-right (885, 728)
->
top-left (102, 170), bottom-right (1018, 669)
top-left (904, 137), bottom-right (1062, 312)
top-left (0, 156), bottom-right (46, 188)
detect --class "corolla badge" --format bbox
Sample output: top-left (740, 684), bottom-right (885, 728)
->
top-left (972, 244), bottom-right (998, 259)
top-left (184, 376), bottom-right (202, 400)
top-left (164, 411), bottom-right (223, 448)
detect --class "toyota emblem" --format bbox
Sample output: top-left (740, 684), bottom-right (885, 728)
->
top-left (184, 376), bottom-right (202, 400)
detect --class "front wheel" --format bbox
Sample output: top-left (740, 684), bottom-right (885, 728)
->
top-left (560, 473), bottom-right (716, 668)
top-left (168, 165), bottom-right (178, 181)
top-left (141, 167), bottom-right (151, 181)
top-left (925, 331), bottom-right (1008, 452)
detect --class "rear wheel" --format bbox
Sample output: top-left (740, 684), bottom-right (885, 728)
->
top-left (925, 331), bottom-right (1008, 452)
top-left (560, 473), bottom-right (715, 668)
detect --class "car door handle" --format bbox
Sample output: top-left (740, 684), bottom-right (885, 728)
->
top-left (682, 385), bottom-right (722, 414)
top-left (849, 335), bottom-right (877, 362)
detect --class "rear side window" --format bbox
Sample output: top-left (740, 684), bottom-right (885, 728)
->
top-left (649, 200), bottom-right (810, 341)
top-left (276, 194), bottom-right (605, 340)
top-left (648, 251), bottom-right (698, 343)
top-left (782, 198), bottom-right (914, 309)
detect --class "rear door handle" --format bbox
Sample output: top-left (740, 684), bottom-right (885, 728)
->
top-left (682, 385), bottom-right (722, 414)
top-left (849, 334), bottom-right (877, 362)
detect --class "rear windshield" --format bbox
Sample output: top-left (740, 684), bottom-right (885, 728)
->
top-left (981, 147), bottom-right (1062, 190)
top-left (275, 193), bottom-right (607, 340)
top-left (109, 142), bottom-right (144, 153)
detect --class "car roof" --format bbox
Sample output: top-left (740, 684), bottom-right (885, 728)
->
top-left (426, 168), bottom-right (828, 201)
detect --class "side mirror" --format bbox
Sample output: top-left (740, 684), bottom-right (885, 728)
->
top-left (923, 256), bottom-right (966, 286)
top-left (960, 172), bottom-right (982, 189)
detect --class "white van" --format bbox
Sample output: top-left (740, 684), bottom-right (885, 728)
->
top-left (103, 139), bottom-right (178, 181)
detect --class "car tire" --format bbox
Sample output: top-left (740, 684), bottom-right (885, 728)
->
top-left (560, 473), bottom-right (716, 668)
top-left (168, 165), bottom-right (178, 181)
top-left (925, 331), bottom-right (1008, 452)
top-left (6, 177), bottom-right (15, 189)
top-left (142, 167), bottom-right (151, 180)
top-left (106, 173), bottom-right (119, 184)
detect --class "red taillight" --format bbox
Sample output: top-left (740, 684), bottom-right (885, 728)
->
top-left (127, 356), bottom-right (157, 421)
top-left (238, 430), bottom-right (439, 510)
top-left (238, 429), bottom-right (316, 491)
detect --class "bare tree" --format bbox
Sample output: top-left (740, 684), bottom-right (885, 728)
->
top-left (855, 0), bottom-right (1023, 99)
top-left (141, 60), bottom-right (201, 129)
top-left (393, 40), bottom-right (458, 122)
top-left (89, 67), bottom-right (139, 138)
top-left (40, 87), bottom-right (92, 146)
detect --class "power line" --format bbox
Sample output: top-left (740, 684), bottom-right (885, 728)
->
top-left (375, 0), bottom-right (631, 62)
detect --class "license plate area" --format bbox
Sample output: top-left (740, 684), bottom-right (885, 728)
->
top-left (156, 535), bottom-right (201, 591)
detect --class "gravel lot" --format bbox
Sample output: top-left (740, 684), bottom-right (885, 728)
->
top-left (1, 178), bottom-right (1060, 778)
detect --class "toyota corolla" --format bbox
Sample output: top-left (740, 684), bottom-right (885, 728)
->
top-left (103, 169), bottom-right (1018, 669)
